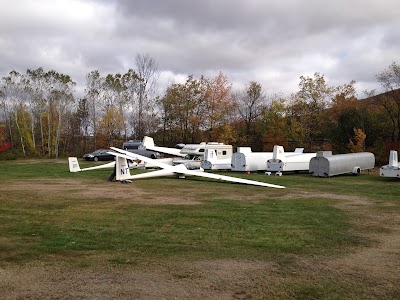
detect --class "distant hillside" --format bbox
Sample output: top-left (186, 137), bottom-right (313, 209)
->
top-left (359, 88), bottom-right (400, 105)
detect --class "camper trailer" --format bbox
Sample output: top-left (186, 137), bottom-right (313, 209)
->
top-left (142, 136), bottom-right (232, 161)
top-left (142, 136), bottom-right (233, 168)
top-left (309, 151), bottom-right (375, 177)
top-left (180, 142), bottom-right (233, 160)
top-left (266, 145), bottom-right (316, 175)
top-left (201, 149), bottom-right (232, 170)
top-left (231, 147), bottom-right (304, 172)
top-left (173, 142), bottom-right (233, 168)
top-left (380, 150), bottom-right (400, 179)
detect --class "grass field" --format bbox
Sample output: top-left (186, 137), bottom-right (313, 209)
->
top-left (0, 159), bottom-right (399, 299)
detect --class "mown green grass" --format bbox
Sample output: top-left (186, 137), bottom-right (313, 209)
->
top-left (0, 196), bottom-right (360, 264)
top-left (0, 159), bottom-right (383, 264)
top-left (1, 159), bottom-right (400, 299)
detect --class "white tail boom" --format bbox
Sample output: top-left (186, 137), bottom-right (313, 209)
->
top-left (68, 156), bottom-right (130, 173)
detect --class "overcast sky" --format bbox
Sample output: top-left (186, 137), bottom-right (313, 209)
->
top-left (1, 0), bottom-right (399, 98)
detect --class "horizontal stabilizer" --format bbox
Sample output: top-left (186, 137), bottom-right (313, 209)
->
top-left (294, 148), bottom-right (304, 153)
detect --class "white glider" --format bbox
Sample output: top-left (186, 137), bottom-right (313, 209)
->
top-left (109, 147), bottom-right (285, 189)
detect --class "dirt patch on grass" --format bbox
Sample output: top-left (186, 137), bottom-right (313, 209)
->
top-left (0, 259), bottom-right (290, 299)
top-left (1, 248), bottom-right (399, 300)
top-left (278, 189), bottom-right (371, 204)
top-left (1, 179), bottom-right (399, 299)
top-left (1, 178), bottom-right (289, 205)
top-left (0, 179), bottom-right (204, 205)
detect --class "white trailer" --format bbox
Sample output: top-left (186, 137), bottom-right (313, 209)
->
top-left (266, 145), bottom-right (316, 175)
top-left (309, 151), bottom-right (375, 177)
top-left (143, 136), bottom-right (233, 168)
top-left (231, 148), bottom-right (272, 172)
top-left (380, 150), bottom-right (400, 179)
top-left (142, 136), bottom-right (233, 160)
top-left (201, 149), bottom-right (232, 170)
top-left (231, 146), bottom-right (304, 172)
top-left (180, 142), bottom-right (233, 160)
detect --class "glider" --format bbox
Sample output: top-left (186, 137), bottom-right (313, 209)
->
top-left (109, 147), bottom-right (285, 189)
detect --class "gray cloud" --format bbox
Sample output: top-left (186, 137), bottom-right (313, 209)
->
top-left (1, 0), bottom-right (399, 97)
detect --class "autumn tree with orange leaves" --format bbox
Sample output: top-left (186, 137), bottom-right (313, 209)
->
top-left (202, 72), bottom-right (234, 142)
top-left (348, 128), bottom-right (366, 152)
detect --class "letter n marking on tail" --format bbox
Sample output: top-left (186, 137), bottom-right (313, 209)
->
top-left (120, 167), bottom-right (129, 175)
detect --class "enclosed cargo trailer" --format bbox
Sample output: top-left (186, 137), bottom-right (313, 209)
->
top-left (231, 148), bottom-right (273, 172)
top-left (309, 151), bottom-right (375, 177)
top-left (266, 145), bottom-right (315, 175)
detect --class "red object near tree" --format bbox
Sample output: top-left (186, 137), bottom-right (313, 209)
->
top-left (0, 142), bottom-right (12, 153)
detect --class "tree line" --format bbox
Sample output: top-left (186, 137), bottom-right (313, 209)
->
top-left (1, 55), bottom-right (400, 164)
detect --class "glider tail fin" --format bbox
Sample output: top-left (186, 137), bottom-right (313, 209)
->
top-left (68, 157), bottom-right (81, 172)
top-left (115, 155), bottom-right (132, 180)
top-left (142, 136), bottom-right (155, 148)
top-left (389, 150), bottom-right (398, 168)
top-left (272, 145), bottom-right (285, 160)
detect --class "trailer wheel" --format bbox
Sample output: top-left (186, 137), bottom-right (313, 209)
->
top-left (352, 167), bottom-right (361, 176)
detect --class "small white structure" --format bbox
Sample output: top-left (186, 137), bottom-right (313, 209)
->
top-left (380, 150), bottom-right (400, 179)
top-left (175, 142), bottom-right (233, 169)
top-left (201, 149), bottom-right (232, 170)
top-left (231, 147), bottom-right (304, 172)
top-left (142, 136), bottom-right (233, 160)
top-left (266, 145), bottom-right (316, 175)
top-left (231, 147), bottom-right (272, 172)
top-left (309, 151), bottom-right (375, 177)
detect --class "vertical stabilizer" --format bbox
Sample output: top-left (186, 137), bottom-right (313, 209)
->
top-left (68, 157), bottom-right (81, 172)
top-left (389, 150), bottom-right (398, 168)
top-left (142, 136), bottom-right (155, 148)
top-left (115, 156), bottom-right (132, 180)
top-left (272, 145), bottom-right (285, 160)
